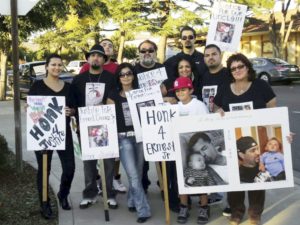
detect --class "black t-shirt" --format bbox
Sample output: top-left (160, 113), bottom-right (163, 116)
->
top-left (108, 90), bottom-right (134, 133)
top-left (69, 70), bottom-right (115, 108)
top-left (214, 79), bottom-right (276, 112)
top-left (201, 68), bottom-right (231, 90)
top-left (239, 165), bottom-right (260, 183)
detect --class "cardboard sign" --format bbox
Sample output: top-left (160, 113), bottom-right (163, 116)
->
top-left (171, 107), bottom-right (293, 194)
top-left (141, 105), bottom-right (179, 161)
top-left (206, 1), bottom-right (247, 52)
top-left (126, 86), bottom-right (164, 142)
top-left (137, 67), bottom-right (168, 89)
top-left (78, 105), bottom-right (119, 160)
top-left (27, 96), bottom-right (65, 151)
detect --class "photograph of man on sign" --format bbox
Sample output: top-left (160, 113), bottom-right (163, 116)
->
top-left (179, 130), bottom-right (228, 187)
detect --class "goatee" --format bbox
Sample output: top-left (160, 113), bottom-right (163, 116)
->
top-left (91, 64), bottom-right (101, 70)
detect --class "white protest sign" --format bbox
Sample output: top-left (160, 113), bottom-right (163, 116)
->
top-left (78, 105), bottom-right (119, 160)
top-left (126, 86), bottom-right (164, 143)
top-left (0, 0), bottom-right (40, 16)
top-left (172, 107), bottom-right (293, 194)
top-left (137, 67), bottom-right (168, 89)
top-left (141, 105), bottom-right (179, 161)
top-left (206, 1), bottom-right (247, 52)
top-left (27, 96), bottom-right (65, 151)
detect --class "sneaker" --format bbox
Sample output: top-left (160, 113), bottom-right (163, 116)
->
top-left (40, 202), bottom-right (53, 219)
top-left (223, 207), bottom-right (232, 217)
top-left (208, 193), bottom-right (223, 205)
top-left (107, 198), bottom-right (118, 209)
top-left (79, 197), bottom-right (98, 209)
top-left (177, 205), bottom-right (189, 224)
top-left (248, 218), bottom-right (261, 225)
top-left (113, 177), bottom-right (127, 193)
top-left (96, 177), bottom-right (102, 195)
top-left (197, 205), bottom-right (209, 224)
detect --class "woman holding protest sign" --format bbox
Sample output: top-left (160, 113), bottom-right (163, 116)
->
top-left (27, 54), bottom-right (75, 219)
top-left (107, 63), bottom-right (151, 223)
top-left (213, 53), bottom-right (277, 225)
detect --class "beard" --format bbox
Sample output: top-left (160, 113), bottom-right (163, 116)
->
top-left (91, 63), bottom-right (101, 70)
top-left (142, 57), bottom-right (155, 67)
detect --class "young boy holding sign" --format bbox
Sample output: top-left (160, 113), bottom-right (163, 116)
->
top-left (172, 77), bottom-right (210, 224)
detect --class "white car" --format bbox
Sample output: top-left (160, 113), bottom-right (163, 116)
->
top-left (66, 60), bottom-right (86, 74)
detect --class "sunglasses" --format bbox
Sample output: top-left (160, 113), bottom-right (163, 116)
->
top-left (119, 70), bottom-right (133, 78)
top-left (181, 35), bottom-right (194, 40)
top-left (139, 49), bottom-right (155, 54)
top-left (230, 64), bottom-right (245, 73)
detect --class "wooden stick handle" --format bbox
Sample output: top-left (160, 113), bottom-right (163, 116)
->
top-left (162, 161), bottom-right (170, 225)
top-left (42, 152), bottom-right (48, 202)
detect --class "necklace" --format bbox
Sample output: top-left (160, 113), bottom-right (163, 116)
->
top-left (89, 72), bottom-right (102, 83)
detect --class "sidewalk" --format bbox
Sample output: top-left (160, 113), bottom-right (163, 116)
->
top-left (1, 100), bottom-right (300, 225)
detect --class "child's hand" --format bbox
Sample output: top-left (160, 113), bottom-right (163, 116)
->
top-left (286, 132), bottom-right (295, 144)
top-left (259, 163), bottom-right (265, 172)
top-left (216, 108), bottom-right (225, 117)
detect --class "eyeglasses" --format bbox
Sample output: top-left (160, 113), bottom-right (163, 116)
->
top-left (119, 71), bottom-right (133, 78)
top-left (139, 49), bottom-right (155, 54)
top-left (181, 35), bottom-right (194, 40)
top-left (230, 64), bottom-right (245, 73)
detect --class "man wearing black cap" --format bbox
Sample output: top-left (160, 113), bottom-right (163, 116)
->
top-left (228, 136), bottom-right (264, 225)
top-left (70, 44), bottom-right (118, 209)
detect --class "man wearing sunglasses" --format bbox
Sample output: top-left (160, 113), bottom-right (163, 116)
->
top-left (164, 26), bottom-right (207, 85)
top-left (133, 39), bottom-right (165, 194)
top-left (133, 40), bottom-right (164, 77)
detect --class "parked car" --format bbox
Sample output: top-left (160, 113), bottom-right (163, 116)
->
top-left (7, 61), bottom-right (74, 98)
top-left (66, 60), bottom-right (86, 74)
top-left (250, 57), bottom-right (300, 84)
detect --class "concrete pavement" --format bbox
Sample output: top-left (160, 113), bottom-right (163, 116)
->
top-left (1, 100), bottom-right (300, 225)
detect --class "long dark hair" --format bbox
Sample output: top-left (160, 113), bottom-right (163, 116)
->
top-left (45, 53), bottom-right (62, 77)
top-left (114, 62), bottom-right (137, 91)
top-left (173, 54), bottom-right (199, 80)
top-left (226, 53), bottom-right (256, 82)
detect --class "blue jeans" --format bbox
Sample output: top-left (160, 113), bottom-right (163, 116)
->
top-left (119, 136), bottom-right (151, 218)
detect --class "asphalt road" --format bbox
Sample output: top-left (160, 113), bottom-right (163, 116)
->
top-left (272, 82), bottom-right (300, 172)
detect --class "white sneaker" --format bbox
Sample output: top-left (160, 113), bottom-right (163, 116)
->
top-left (107, 198), bottom-right (118, 209)
top-left (79, 196), bottom-right (98, 209)
top-left (113, 178), bottom-right (127, 193)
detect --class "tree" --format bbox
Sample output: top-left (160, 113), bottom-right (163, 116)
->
top-left (0, 0), bottom-right (69, 100)
top-left (102, 0), bottom-right (151, 63)
top-left (136, 0), bottom-right (204, 63)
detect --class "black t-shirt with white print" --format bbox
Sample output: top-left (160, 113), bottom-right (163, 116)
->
top-left (108, 90), bottom-right (134, 133)
top-left (214, 79), bottom-right (276, 112)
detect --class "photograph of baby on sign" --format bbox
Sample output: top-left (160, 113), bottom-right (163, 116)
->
top-left (179, 130), bottom-right (228, 189)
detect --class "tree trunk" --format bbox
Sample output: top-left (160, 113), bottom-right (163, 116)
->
top-left (157, 35), bottom-right (167, 63)
top-left (117, 31), bottom-right (125, 63)
top-left (0, 51), bottom-right (8, 100)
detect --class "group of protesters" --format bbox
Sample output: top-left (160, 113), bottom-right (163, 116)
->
top-left (29, 25), bottom-right (291, 225)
